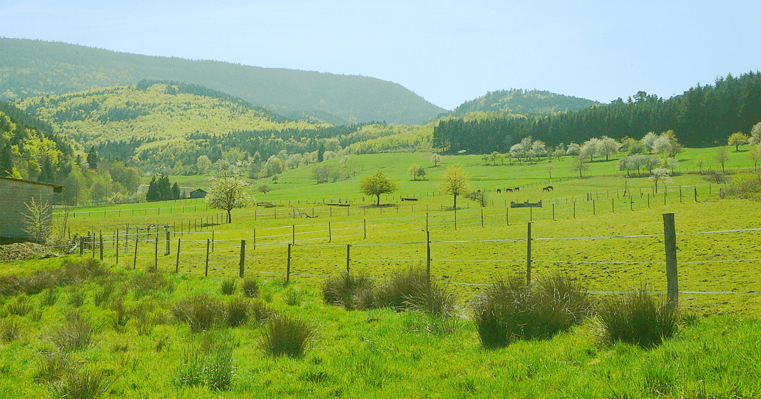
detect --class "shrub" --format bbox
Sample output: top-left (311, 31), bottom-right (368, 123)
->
top-left (224, 297), bottom-right (250, 327)
top-left (221, 278), bottom-right (237, 295)
top-left (240, 276), bottom-right (259, 298)
top-left (472, 275), bottom-right (592, 349)
top-left (261, 314), bottom-right (314, 358)
top-left (173, 293), bottom-right (224, 333)
top-left (597, 289), bottom-right (679, 348)
top-left (322, 272), bottom-right (374, 310)
top-left (52, 311), bottom-right (95, 351)
top-left (725, 173), bottom-right (761, 200)
top-left (110, 300), bottom-right (130, 330)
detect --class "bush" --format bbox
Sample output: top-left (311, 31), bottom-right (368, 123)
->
top-left (726, 173), bottom-right (761, 200)
top-left (597, 289), bottom-right (679, 348)
top-left (173, 293), bottom-right (224, 333)
top-left (220, 278), bottom-right (237, 296)
top-left (261, 314), bottom-right (314, 358)
top-left (321, 272), bottom-right (374, 310)
top-left (240, 276), bottom-right (259, 298)
top-left (404, 279), bottom-right (457, 317)
top-left (52, 311), bottom-right (95, 351)
top-left (472, 275), bottom-right (592, 349)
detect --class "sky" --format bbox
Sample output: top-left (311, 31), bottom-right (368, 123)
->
top-left (3, 0), bottom-right (760, 110)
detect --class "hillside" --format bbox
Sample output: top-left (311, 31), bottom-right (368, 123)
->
top-left (0, 38), bottom-right (446, 125)
top-left (444, 89), bottom-right (597, 118)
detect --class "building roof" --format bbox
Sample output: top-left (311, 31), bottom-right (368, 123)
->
top-left (0, 176), bottom-right (62, 189)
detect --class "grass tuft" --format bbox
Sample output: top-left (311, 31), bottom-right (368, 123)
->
top-left (51, 311), bottom-right (96, 351)
top-left (597, 288), bottom-right (679, 348)
top-left (472, 274), bottom-right (592, 349)
top-left (220, 278), bottom-right (237, 295)
top-left (240, 276), bottom-right (259, 298)
top-left (224, 296), bottom-right (250, 327)
top-left (0, 316), bottom-right (22, 343)
top-left (261, 314), bottom-right (314, 358)
top-left (173, 332), bottom-right (235, 391)
top-left (173, 293), bottom-right (224, 333)
top-left (322, 271), bottom-right (374, 310)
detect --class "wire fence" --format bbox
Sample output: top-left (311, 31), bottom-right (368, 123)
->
top-left (66, 213), bottom-right (761, 311)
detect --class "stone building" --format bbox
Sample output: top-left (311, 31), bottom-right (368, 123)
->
top-left (0, 177), bottom-right (62, 239)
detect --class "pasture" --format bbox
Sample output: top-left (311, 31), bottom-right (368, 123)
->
top-left (2, 148), bottom-right (760, 398)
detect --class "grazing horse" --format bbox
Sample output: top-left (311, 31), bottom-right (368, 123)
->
top-left (543, 185), bottom-right (554, 192)
top-left (505, 188), bottom-right (513, 192)
top-left (514, 187), bottom-right (521, 191)
top-left (496, 188), bottom-right (502, 193)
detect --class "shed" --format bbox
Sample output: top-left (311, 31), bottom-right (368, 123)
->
top-left (0, 177), bottom-right (62, 239)
top-left (190, 189), bottom-right (207, 199)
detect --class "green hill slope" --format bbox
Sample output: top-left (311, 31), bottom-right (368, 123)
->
top-left (0, 38), bottom-right (446, 125)
top-left (445, 89), bottom-right (597, 118)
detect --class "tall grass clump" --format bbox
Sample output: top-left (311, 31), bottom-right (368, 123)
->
top-left (0, 258), bottom-right (108, 297)
top-left (321, 271), bottom-right (374, 310)
top-left (224, 297), bottom-right (250, 327)
top-left (173, 293), bottom-right (224, 333)
top-left (472, 275), bottom-right (592, 349)
top-left (51, 311), bottom-right (96, 351)
top-left (48, 366), bottom-right (115, 399)
top-left (130, 272), bottom-right (173, 299)
top-left (0, 316), bottom-right (22, 342)
top-left (375, 267), bottom-right (429, 311)
top-left (173, 332), bottom-right (235, 391)
top-left (240, 276), bottom-right (259, 298)
top-left (6, 295), bottom-right (33, 316)
top-left (261, 314), bottom-right (314, 358)
top-left (597, 288), bottom-right (679, 348)
top-left (220, 278), bottom-right (237, 295)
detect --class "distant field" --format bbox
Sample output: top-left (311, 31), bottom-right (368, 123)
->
top-left (59, 147), bottom-right (761, 316)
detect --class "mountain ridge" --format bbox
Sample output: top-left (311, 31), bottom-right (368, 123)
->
top-left (0, 37), bottom-right (446, 125)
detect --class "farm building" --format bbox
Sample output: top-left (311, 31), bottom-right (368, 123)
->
top-left (0, 177), bottom-right (62, 239)
top-left (136, 185), bottom-right (194, 199)
top-left (190, 189), bottom-right (207, 198)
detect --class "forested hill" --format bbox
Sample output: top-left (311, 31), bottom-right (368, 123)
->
top-left (433, 71), bottom-right (761, 154)
top-left (0, 101), bottom-right (72, 182)
top-left (0, 38), bottom-right (446, 125)
top-left (443, 89), bottom-right (597, 118)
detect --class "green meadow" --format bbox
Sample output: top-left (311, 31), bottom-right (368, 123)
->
top-left (3, 146), bottom-right (761, 398)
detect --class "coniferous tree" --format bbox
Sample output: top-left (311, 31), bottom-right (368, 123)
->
top-left (86, 146), bottom-right (98, 170)
top-left (172, 182), bottom-right (181, 199)
top-left (0, 144), bottom-right (12, 177)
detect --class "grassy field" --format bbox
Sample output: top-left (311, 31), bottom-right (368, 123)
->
top-left (3, 147), bottom-right (760, 397)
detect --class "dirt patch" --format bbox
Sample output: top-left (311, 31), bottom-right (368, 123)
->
top-left (0, 241), bottom-right (50, 263)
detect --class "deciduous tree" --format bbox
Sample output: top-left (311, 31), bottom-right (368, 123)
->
top-left (438, 163), bottom-right (470, 209)
top-left (360, 172), bottom-right (399, 206)
top-left (728, 132), bottom-right (750, 151)
top-left (206, 175), bottom-right (252, 223)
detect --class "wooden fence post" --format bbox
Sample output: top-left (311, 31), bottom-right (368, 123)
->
top-left (346, 244), bottom-right (351, 274)
top-left (239, 240), bottom-right (246, 278)
top-left (205, 239), bottom-right (210, 277)
top-left (526, 222), bottom-right (532, 286)
top-left (165, 227), bottom-right (171, 256)
top-left (99, 232), bottom-right (103, 261)
top-left (154, 234), bottom-right (158, 270)
top-left (363, 219), bottom-right (367, 239)
top-left (286, 244), bottom-right (292, 284)
top-left (133, 235), bottom-right (138, 270)
top-left (328, 222), bottom-right (332, 242)
top-left (175, 238), bottom-right (181, 273)
top-left (663, 213), bottom-right (678, 308)
top-left (426, 230), bottom-right (431, 284)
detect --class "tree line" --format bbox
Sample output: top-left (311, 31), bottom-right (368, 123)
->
top-left (433, 71), bottom-right (761, 154)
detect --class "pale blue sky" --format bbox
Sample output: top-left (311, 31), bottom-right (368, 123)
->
top-left (3, 0), bottom-right (760, 110)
